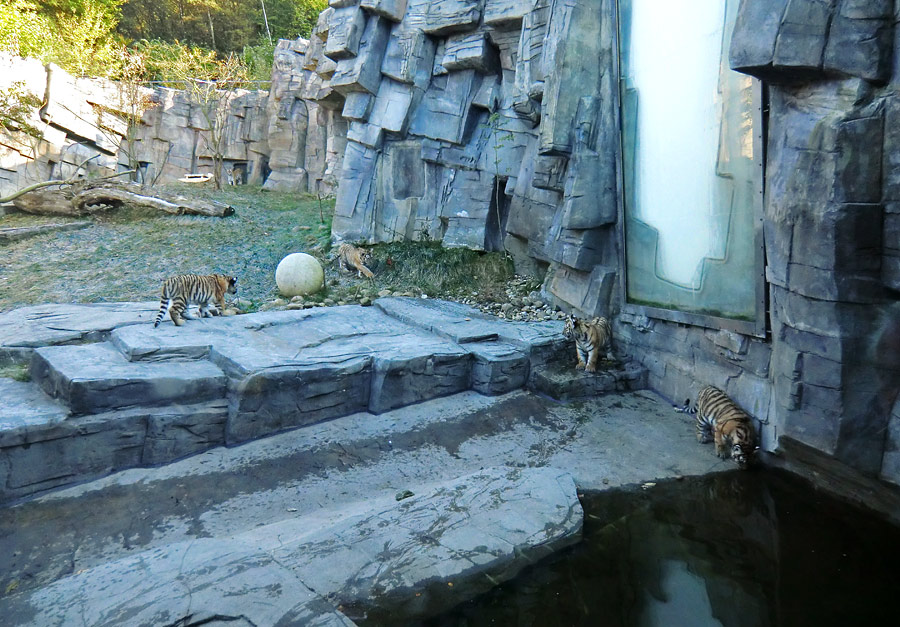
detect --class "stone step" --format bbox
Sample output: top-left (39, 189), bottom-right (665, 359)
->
top-left (2, 298), bottom-right (573, 502)
top-left (31, 342), bottom-right (228, 414)
top-left (0, 388), bottom-right (730, 624)
top-left (530, 359), bottom-right (649, 401)
top-left (2, 467), bottom-right (581, 626)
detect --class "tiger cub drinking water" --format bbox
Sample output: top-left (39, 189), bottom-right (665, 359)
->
top-left (562, 315), bottom-right (614, 373)
top-left (675, 385), bottom-right (757, 469)
top-left (337, 242), bottom-right (374, 278)
top-left (154, 273), bottom-right (238, 328)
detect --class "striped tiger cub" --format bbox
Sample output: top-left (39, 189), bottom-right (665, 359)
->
top-left (562, 315), bottom-right (614, 373)
top-left (675, 385), bottom-right (757, 469)
top-left (153, 273), bottom-right (237, 328)
top-left (337, 243), bottom-right (374, 278)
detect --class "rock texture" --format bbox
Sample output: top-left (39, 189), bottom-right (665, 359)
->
top-left (617, 0), bottom-right (900, 488)
top-left (0, 54), bottom-right (141, 198)
top-left (0, 298), bottom-right (635, 502)
top-left (0, 467), bottom-right (582, 625)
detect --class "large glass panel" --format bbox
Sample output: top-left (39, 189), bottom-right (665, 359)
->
top-left (619, 0), bottom-right (762, 325)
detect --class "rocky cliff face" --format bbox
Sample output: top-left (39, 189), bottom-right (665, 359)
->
top-left (306, 0), bottom-right (621, 319)
top-left (0, 54), bottom-right (132, 198)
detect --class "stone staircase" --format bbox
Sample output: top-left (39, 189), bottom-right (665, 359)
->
top-left (0, 297), bottom-right (647, 504)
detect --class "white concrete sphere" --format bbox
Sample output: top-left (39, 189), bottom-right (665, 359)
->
top-left (275, 252), bottom-right (324, 297)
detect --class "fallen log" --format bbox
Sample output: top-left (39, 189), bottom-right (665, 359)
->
top-left (10, 181), bottom-right (234, 218)
top-left (73, 183), bottom-right (235, 217)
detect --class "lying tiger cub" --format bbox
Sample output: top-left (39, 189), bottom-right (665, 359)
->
top-left (154, 273), bottom-right (237, 328)
top-left (337, 242), bottom-right (374, 278)
top-left (562, 314), bottom-right (615, 373)
top-left (675, 385), bottom-right (758, 469)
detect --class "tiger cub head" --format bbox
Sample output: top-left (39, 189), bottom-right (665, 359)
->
top-left (215, 274), bottom-right (238, 296)
top-left (563, 314), bottom-right (589, 339)
top-left (731, 440), bottom-right (757, 470)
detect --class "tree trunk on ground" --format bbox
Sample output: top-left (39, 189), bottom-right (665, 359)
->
top-left (11, 182), bottom-right (234, 217)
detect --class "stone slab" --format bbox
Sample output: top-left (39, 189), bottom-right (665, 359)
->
top-left (0, 467), bottom-right (578, 626)
top-left (32, 342), bottom-right (227, 414)
top-left (0, 401), bottom-right (228, 503)
top-left (530, 360), bottom-right (648, 402)
top-left (0, 536), bottom-right (357, 627)
top-left (0, 302), bottom-right (158, 365)
top-left (0, 389), bottom-right (744, 603)
top-left (468, 341), bottom-right (529, 395)
top-left (268, 467), bottom-right (582, 622)
top-left (374, 297), bottom-right (567, 359)
top-left (0, 379), bottom-right (70, 441)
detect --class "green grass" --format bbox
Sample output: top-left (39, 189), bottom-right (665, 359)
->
top-left (0, 185), bottom-right (523, 312)
top-left (0, 363), bottom-right (30, 382)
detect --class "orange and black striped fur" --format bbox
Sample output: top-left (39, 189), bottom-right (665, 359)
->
top-left (154, 274), bottom-right (237, 328)
top-left (675, 385), bottom-right (757, 469)
top-left (563, 315), bottom-right (614, 373)
top-left (337, 243), bottom-right (374, 278)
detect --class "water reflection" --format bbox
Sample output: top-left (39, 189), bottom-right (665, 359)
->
top-left (393, 471), bottom-right (900, 627)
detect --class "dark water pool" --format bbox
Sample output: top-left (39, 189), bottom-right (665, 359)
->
top-left (372, 470), bottom-right (900, 627)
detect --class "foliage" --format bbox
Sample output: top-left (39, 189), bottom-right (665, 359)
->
top-left (242, 37), bottom-right (276, 83)
top-left (132, 38), bottom-right (219, 84)
top-left (0, 0), bottom-right (127, 77)
top-left (0, 81), bottom-right (44, 143)
top-left (117, 0), bottom-right (326, 55)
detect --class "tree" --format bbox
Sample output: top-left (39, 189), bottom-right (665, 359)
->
top-left (176, 52), bottom-right (249, 189)
top-left (1, 0), bottom-right (126, 78)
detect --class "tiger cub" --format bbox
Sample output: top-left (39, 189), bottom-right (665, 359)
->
top-left (675, 385), bottom-right (757, 469)
top-left (337, 243), bottom-right (374, 278)
top-left (154, 273), bottom-right (237, 328)
top-left (562, 315), bottom-right (614, 373)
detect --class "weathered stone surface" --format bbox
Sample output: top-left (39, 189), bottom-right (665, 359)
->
top-left (31, 342), bottom-right (228, 415)
top-left (442, 31), bottom-right (497, 72)
top-left (530, 360), bottom-right (647, 402)
top-left (228, 358), bottom-right (373, 443)
top-left (1, 536), bottom-right (357, 627)
top-left (423, 0), bottom-right (484, 36)
top-left (360, 0), bottom-right (408, 22)
top-left (271, 467), bottom-right (582, 620)
top-left (468, 341), bottom-right (529, 394)
top-left (0, 408), bottom-right (146, 501)
top-left (142, 401), bottom-right (229, 465)
top-left (331, 15), bottom-right (393, 94)
top-left (0, 302), bottom-right (158, 365)
top-left (324, 6), bottom-right (367, 60)
top-left (408, 70), bottom-right (478, 144)
top-left (0, 467), bottom-right (580, 626)
top-left (730, 0), bottom-right (894, 82)
top-left (0, 379), bottom-right (69, 444)
top-left (483, 0), bottom-right (530, 26)
top-left (0, 399), bottom-right (228, 502)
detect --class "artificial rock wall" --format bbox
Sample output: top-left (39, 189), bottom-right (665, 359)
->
top-left (317, 0), bottom-right (621, 319)
top-left (619, 0), bottom-right (900, 488)
top-left (319, 0), bottom-right (900, 487)
top-left (0, 54), bottom-right (130, 198)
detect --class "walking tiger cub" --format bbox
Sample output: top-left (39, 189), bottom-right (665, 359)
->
top-left (154, 273), bottom-right (238, 328)
top-left (337, 243), bottom-right (374, 278)
top-left (562, 315), bottom-right (614, 373)
top-left (675, 385), bottom-right (757, 469)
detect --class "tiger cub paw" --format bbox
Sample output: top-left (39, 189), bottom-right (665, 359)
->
top-left (585, 364), bottom-right (597, 373)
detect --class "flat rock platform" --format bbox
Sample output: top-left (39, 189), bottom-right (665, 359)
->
top-left (0, 297), bottom-right (646, 503)
top-left (0, 298), bottom-right (731, 625)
